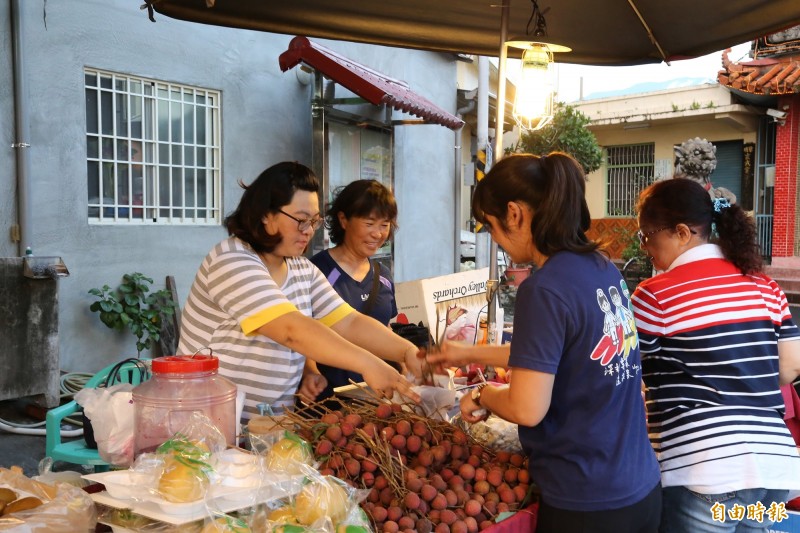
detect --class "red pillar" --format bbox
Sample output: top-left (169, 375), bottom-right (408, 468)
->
top-left (772, 94), bottom-right (800, 261)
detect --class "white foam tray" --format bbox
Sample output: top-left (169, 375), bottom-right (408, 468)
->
top-left (86, 471), bottom-right (302, 525)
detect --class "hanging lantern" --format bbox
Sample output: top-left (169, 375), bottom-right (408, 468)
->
top-left (506, 0), bottom-right (571, 132)
top-left (512, 43), bottom-right (555, 131)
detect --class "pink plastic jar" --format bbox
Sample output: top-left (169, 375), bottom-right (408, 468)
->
top-left (132, 354), bottom-right (237, 456)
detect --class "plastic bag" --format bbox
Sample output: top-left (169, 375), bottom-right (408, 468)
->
top-left (162, 411), bottom-right (228, 457)
top-left (0, 467), bottom-right (96, 532)
top-left (75, 382), bottom-right (135, 467)
top-left (265, 470), bottom-right (371, 533)
top-left (465, 415), bottom-right (523, 453)
top-left (94, 506), bottom-right (161, 532)
top-left (200, 513), bottom-right (254, 532)
top-left (389, 321), bottom-right (430, 347)
top-left (250, 430), bottom-right (315, 475)
top-left (408, 384), bottom-right (456, 421)
top-left (155, 435), bottom-right (216, 503)
top-left (392, 370), bottom-right (456, 421)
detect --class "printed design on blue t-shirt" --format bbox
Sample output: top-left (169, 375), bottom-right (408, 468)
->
top-left (589, 280), bottom-right (639, 370)
top-left (359, 275), bottom-right (391, 302)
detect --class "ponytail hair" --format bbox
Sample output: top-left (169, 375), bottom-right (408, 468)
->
top-left (472, 152), bottom-right (599, 256)
top-left (636, 179), bottom-right (763, 275)
top-left (714, 200), bottom-right (763, 275)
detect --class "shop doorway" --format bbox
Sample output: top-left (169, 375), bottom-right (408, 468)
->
top-left (307, 79), bottom-right (395, 271)
top-left (755, 118), bottom-right (777, 262)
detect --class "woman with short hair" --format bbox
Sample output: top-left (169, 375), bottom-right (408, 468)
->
top-left (177, 162), bottom-right (420, 420)
top-left (304, 179), bottom-right (401, 403)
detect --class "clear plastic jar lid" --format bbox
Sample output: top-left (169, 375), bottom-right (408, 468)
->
top-left (151, 354), bottom-right (219, 373)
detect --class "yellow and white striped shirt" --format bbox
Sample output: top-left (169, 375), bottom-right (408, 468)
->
top-left (178, 237), bottom-right (352, 419)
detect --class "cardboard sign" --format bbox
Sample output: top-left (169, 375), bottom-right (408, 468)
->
top-left (393, 268), bottom-right (503, 345)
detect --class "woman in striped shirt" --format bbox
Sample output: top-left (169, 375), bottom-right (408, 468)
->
top-left (633, 178), bottom-right (800, 532)
top-left (178, 162), bottom-right (420, 420)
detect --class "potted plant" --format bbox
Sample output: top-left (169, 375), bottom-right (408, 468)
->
top-left (503, 263), bottom-right (534, 287)
top-left (88, 272), bottom-right (177, 359)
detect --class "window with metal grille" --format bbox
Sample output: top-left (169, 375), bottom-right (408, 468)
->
top-left (85, 68), bottom-right (221, 224)
top-left (605, 144), bottom-right (655, 217)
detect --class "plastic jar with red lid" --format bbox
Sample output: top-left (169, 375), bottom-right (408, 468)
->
top-left (132, 354), bottom-right (237, 456)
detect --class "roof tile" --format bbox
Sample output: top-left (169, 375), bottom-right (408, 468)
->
top-left (279, 36), bottom-right (464, 130)
top-left (718, 48), bottom-right (800, 96)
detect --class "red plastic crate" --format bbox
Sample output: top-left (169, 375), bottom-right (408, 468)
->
top-left (482, 502), bottom-right (538, 532)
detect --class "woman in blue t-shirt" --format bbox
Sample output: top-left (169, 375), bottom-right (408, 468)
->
top-left (430, 152), bottom-right (662, 532)
top-left (300, 179), bottom-right (400, 403)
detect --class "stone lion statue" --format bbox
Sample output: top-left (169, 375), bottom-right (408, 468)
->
top-left (673, 137), bottom-right (737, 204)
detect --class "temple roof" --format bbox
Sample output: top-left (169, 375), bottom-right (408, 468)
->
top-left (717, 51), bottom-right (800, 96)
top-left (717, 28), bottom-right (800, 96)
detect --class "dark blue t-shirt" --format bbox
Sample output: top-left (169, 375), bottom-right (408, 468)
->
top-left (509, 251), bottom-right (660, 512)
top-left (309, 250), bottom-right (398, 400)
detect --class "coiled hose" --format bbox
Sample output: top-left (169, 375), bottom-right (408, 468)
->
top-left (0, 371), bottom-right (94, 437)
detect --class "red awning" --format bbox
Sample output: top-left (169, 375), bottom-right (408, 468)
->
top-left (279, 36), bottom-right (464, 130)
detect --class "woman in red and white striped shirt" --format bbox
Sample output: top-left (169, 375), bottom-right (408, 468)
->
top-left (633, 177), bottom-right (800, 533)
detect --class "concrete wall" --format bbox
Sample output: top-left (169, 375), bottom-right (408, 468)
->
top-left (0, 259), bottom-right (60, 407)
top-left (1, 0), bottom-right (459, 373)
top-left (576, 84), bottom-right (741, 122)
top-left (582, 120), bottom-right (757, 218)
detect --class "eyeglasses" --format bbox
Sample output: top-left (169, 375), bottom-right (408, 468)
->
top-left (637, 227), bottom-right (669, 246)
top-left (279, 209), bottom-right (323, 232)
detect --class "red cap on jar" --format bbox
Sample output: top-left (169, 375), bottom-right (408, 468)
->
top-left (151, 354), bottom-right (219, 373)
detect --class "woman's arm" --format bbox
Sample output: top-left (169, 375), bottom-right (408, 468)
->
top-left (427, 341), bottom-right (511, 368)
top-left (255, 311), bottom-right (419, 401)
top-left (779, 338), bottom-right (800, 385)
top-left (460, 367), bottom-right (553, 426)
top-left (330, 312), bottom-right (423, 379)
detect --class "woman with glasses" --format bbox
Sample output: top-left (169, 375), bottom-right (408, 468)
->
top-left (299, 180), bottom-right (400, 404)
top-left (177, 162), bottom-right (421, 421)
top-left (432, 152), bottom-right (661, 533)
top-left (632, 177), bottom-right (800, 532)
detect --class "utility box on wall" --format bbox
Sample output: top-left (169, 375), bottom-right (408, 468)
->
top-left (0, 258), bottom-right (62, 407)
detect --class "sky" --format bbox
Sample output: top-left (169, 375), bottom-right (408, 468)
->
top-left (547, 42), bottom-right (753, 102)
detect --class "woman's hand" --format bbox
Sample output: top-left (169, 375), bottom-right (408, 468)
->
top-left (362, 358), bottom-right (421, 403)
top-left (459, 387), bottom-right (489, 423)
top-left (297, 373), bottom-right (327, 403)
top-left (402, 345), bottom-right (424, 380)
top-left (427, 341), bottom-right (475, 368)
top-left (428, 342), bottom-right (511, 371)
